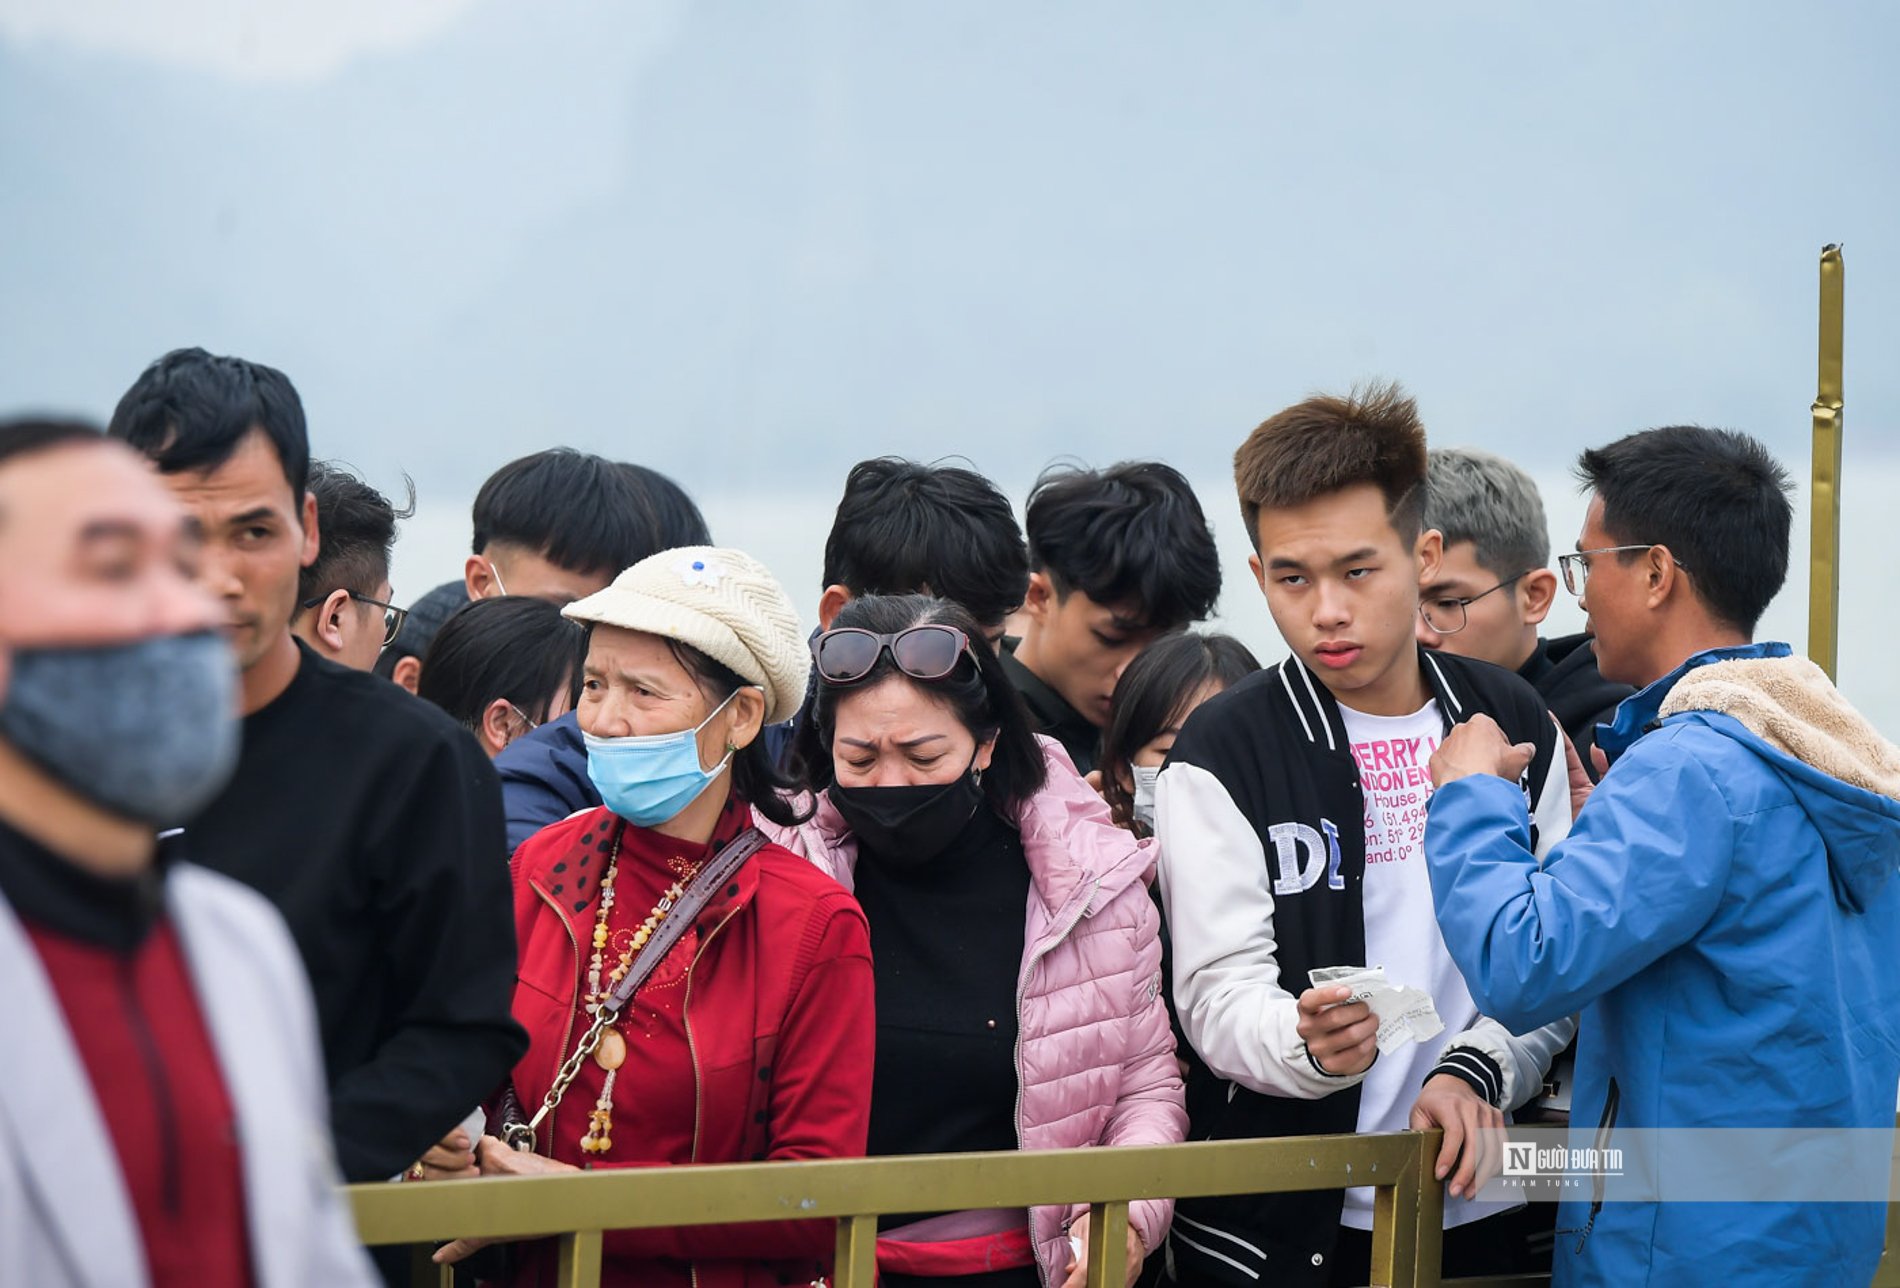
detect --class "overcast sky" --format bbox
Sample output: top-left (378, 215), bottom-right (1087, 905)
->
top-left (4, 0), bottom-right (1896, 729)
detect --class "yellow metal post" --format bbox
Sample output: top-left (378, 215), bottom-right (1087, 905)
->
top-left (1810, 244), bottom-right (1845, 681)
top-left (1084, 1200), bottom-right (1131, 1288)
top-left (554, 1229), bottom-right (603, 1288)
top-left (833, 1214), bottom-right (877, 1288)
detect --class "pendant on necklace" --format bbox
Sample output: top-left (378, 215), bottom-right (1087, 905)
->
top-left (595, 1027), bottom-right (628, 1072)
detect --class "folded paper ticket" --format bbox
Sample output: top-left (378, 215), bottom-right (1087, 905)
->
top-left (1308, 965), bottom-right (1445, 1054)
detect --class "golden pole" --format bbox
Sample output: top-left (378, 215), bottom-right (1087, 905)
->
top-left (1809, 245), bottom-right (1845, 681)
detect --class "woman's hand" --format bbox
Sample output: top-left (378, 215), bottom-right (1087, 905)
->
top-left (1061, 1212), bottom-right (1145, 1287)
top-left (432, 1136), bottom-right (581, 1265)
top-left (409, 1126), bottom-right (480, 1182)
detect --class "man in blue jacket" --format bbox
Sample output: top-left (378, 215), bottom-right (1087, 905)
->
top-left (1424, 424), bottom-right (1900, 1287)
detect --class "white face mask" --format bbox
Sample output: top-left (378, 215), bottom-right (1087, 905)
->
top-left (1132, 764), bottom-right (1163, 831)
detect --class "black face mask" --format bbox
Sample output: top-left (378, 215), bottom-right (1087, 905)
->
top-left (828, 764), bottom-right (985, 871)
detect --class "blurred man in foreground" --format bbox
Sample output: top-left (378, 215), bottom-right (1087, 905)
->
top-left (0, 419), bottom-right (374, 1286)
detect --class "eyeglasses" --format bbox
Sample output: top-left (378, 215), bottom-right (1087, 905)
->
top-left (1557, 545), bottom-right (1691, 598)
top-left (300, 590), bottom-right (409, 646)
top-left (1418, 571), bottom-right (1531, 636)
top-left (812, 625), bottom-right (976, 685)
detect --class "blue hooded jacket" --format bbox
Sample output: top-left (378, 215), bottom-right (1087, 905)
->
top-left (1426, 642), bottom-right (1900, 1287)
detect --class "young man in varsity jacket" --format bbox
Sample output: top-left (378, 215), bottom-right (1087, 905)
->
top-left (1154, 383), bottom-right (1575, 1288)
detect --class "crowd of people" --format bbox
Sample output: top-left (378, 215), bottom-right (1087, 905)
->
top-left (1, 345), bottom-right (1897, 1288)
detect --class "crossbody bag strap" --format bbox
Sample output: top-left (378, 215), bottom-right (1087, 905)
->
top-left (504, 825), bottom-right (770, 1151)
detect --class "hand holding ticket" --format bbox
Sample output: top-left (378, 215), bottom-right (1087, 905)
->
top-left (1308, 965), bottom-right (1445, 1053)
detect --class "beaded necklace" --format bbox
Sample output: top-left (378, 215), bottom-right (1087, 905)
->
top-left (578, 827), bottom-right (701, 1156)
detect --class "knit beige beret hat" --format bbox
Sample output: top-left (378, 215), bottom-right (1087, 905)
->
top-left (562, 546), bottom-right (810, 725)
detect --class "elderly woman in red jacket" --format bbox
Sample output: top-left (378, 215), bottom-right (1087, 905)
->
top-left (433, 547), bottom-right (874, 1288)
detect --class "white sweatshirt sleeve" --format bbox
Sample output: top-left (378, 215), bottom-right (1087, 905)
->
top-left (1155, 762), bottom-right (1366, 1100)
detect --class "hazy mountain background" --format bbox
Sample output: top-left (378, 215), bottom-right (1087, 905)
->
top-left (4, 0), bottom-right (1896, 732)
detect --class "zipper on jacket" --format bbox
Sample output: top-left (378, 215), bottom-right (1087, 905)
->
top-left (1012, 874), bottom-right (1102, 1285)
top-left (119, 953), bottom-right (183, 1217)
top-left (531, 878), bottom-right (583, 1156)
top-left (1575, 1076), bottom-right (1620, 1254)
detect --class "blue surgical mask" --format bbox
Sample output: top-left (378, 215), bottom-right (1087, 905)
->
top-left (583, 690), bottom-right (744, 827)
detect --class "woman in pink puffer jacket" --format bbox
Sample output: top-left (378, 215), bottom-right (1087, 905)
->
top-left (758, 594), bottom-right (1186, 1288)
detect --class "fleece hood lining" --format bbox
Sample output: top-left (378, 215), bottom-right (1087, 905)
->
top-left (1659, 655), bottom-right (1900, 803)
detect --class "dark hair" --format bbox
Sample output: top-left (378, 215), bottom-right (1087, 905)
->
top-left (0, 419), bottom-right (106, 526)
top-left (794, 594), bottom-right (1049, 815)
top-left (1233, 380), bottom-right (1427, 549)
top-left (1575, 425), bottom-right (1793, 633)
top-left (820, 458), bottom-right (1029, 631)
top-left (373, 580), bottom-right (471, 679)
top-left (1025, 461), bottom-right (1220, 629)
top-left (620, 462), bottom-right (713, 549)
top-left (0, 417), bottom-right (102, 468)
top-left (107, 347), bottom-right (310, 501)
top-left (417, 597), bottom-right (584, 731)
top-left (1099, 632), bottom-right (1261, 834)
top-left (472, 448), bottom-right (704, 577)
top-left (297, 461), bottom-right (415, 604)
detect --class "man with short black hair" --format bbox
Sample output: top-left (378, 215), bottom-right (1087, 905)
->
top-left (379, 451), bottom-right (708, 692)
top-left (107, 349), bottom-right (526, 1210)
top-left (819, 456), bottom-right (1030, 642)
top-left (1006, 461), bottom-right (1221, 774)
top-left (1427, 425), bottom-right (1900, 1285)
top-left (292, 461), bottom-right (414, 671)
top-left (1417, 448), bottom-right (1631, 774)
top-left (0, 418), bottom-right (375, 1286)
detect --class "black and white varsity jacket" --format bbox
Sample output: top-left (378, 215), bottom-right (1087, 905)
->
top-left (1154, 648), bottom-right (1575, 1287)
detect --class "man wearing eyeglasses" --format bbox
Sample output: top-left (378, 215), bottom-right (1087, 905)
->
top-left (1417, 449), bottom-right (1632, 780)
top-left (1426, 426), bottom-right (1900, 1287)
top-left (291, 461), bottom-right (413, 671)
top-left (107, 349), bottom-right (527, 1284)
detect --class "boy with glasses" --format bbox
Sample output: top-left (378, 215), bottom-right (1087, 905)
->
top-left (1427, 425), bottom-right (1900, 1286)
top-left (1417, 448), bottom-right (1632, 777)
top-left (292, 460), bottom-right (414, 672)
top-left (1155, 384), bottom-right (1574, 1286)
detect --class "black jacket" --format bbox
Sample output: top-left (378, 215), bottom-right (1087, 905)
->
top-left (999, 638), bottom-right (1100, 774)
top-left (181, 645), bottom-right (527, 1183)
top-left (1156, 649), bottom-right (1570, 1287)
top-left (1517, 632), bottom-right (1633, 778)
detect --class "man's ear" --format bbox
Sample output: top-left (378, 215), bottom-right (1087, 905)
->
top-left (316, 588), bottom-right (351, 653)
top-left (391, 654), bottom-right (424, 695)
top-left (817, 584), bottom-right (853, 630)
top-left (1248, 551), bottom-right (1267, 596)
top-left (478, 697), bottom-right (518, 757)
top-left (1021, 570), bottom-right (1056, 624)
top-left (1520, 569), bottom-right (1559, 628)
top-left (1646, 546), bottom-right (1690, 609)
top-left (465, 555), bottom-right (499, 601)
top-left (1415, 527), bottom-right (1444, 584)
top-left (299, 490), bottom-right (321, 569)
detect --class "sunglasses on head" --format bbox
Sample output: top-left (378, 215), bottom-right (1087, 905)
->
top-left (812, 625), bottom-right (976, 685)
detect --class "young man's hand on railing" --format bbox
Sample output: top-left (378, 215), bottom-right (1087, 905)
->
top-left (1408, 1075), bottom-right (1505, 1200)
top-left (1060, 1212), bottom-right (1144, 1288)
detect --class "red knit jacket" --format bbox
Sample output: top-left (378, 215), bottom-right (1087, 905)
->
top-left (505, 801), bottom-right (874, 1288)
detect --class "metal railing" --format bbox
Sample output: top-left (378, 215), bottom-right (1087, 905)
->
top-left (352, 1130), bottom-right (1449, 1288)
